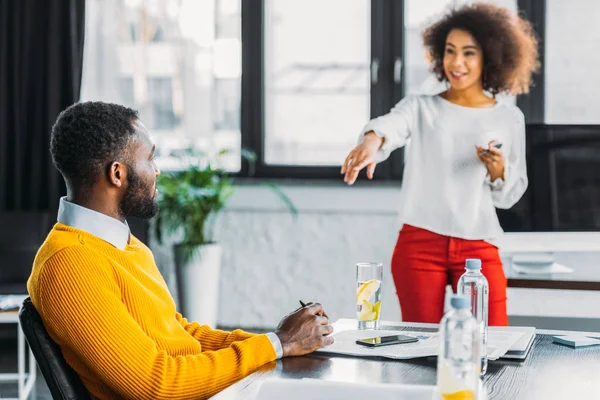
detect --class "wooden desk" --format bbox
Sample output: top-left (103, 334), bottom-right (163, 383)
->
top-left (504, 252), bottom-right (600, 291)
top-left (211, 324), bottom-right (600, 400)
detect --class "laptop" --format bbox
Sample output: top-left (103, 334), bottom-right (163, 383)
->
top-left (497, 326), bottom-right (536, 360)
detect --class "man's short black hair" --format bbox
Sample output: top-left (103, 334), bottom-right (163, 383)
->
top-left (50, 101), bottom-right (140, 188)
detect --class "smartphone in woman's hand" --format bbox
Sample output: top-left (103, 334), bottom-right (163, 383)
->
top-left (480, 143), bottom-right (502, 155)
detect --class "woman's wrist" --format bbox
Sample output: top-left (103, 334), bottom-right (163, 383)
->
top-left (489, 167), bottom-right (504, 182)
top-left (363, 131), bottom-right (385, 151)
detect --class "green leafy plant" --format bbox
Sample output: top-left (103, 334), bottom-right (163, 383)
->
top-left (154, 148), bottom-right (296, 248)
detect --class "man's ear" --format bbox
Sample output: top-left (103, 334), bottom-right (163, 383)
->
top-left (108, 161), bottom-right (126, 188)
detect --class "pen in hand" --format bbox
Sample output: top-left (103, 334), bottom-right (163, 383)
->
top-left (299, 300), bottom-right (329, 319)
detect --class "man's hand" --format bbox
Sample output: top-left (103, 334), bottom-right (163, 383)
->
top-left (275, 303), bottom-right (334, 357)
top-left (341, 131), bottom-right (383, 185)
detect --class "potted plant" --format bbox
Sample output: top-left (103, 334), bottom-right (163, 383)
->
top-left (154, 149), bottom-right (295, 327)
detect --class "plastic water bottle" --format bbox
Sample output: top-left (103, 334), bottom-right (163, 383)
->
top-left (457, 258), bottom-right (489, 376)
top-left (437, 295), bottom-right (481, 400)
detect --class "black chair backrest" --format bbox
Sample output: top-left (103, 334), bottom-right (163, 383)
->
top-left (19, 297), bottom-right (90, 400)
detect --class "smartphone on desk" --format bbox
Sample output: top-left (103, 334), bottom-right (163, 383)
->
top-left (356, 334), bottom-right (419, 347)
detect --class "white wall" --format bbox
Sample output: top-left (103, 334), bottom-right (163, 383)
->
top-left (545, 0), bottom-right (600, 124)
top-left (150, 184), bottom-right (600, 329)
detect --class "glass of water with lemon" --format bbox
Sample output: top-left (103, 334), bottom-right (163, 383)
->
top-left (356, 262), bottom-right (383, 330)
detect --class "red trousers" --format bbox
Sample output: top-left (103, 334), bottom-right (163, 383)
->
top-left (391, 224), bottom-right (508, 326)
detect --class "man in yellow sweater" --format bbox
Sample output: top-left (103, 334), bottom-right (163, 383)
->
top-left (28, 102), bottom-right (334, 399)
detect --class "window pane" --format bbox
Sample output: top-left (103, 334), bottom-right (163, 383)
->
top-left (148, 78), bottom-right (176, 130)
top-left (545, 0), bottom-right (600, 123)
top-left (80, 0), bottom-right (242, 172)
top-left (405, 0), bottom-right (516, 103)
top-left (264, 0), bottom-right (370, 166)
top-left (405, 0), bottom-right (453, 96)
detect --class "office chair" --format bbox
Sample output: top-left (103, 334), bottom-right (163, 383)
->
top-left (19, 297), bottom-right (91, 400)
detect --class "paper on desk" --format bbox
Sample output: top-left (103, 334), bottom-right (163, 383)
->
top-left (256, 378), bottom-right (436, 400)
top-left (317, 329), bottom-right (440, 360)
top-left (552, 335), bottom-right (600, 348)
top-left (317, 325), bottom-right (524, 361)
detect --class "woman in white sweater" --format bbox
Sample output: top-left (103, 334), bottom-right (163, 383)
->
top-left (342, 3), bottom-right (539, 325)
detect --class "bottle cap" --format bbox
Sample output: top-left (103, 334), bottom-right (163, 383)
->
top-left (465, 258), bottom-right (482, 270)
top-left (450, 294), bottom-right (470, 310)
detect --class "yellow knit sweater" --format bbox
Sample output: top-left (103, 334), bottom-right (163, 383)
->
top-left (28, 223), bottom-right (277, 399)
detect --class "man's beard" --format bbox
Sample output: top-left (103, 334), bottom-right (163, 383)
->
top-left (119, 166), bottom-right (159, 220)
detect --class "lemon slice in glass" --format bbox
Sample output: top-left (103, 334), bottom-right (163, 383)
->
top-left (356, 279), bottom-right (380, 304)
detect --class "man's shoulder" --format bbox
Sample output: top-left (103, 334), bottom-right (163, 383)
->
top-left (34, 225), bottom-right (88, 267)
top-left (30, 225), bottom-right (109, 289)
top-left (28, 226), bottom-right (102, 304)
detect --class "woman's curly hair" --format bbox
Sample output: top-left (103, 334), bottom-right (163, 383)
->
top-left (423, 2), bottom-right (539, 96)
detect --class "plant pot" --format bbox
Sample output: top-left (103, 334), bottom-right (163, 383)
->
top-left (174, 243), bottom-right (222, 328)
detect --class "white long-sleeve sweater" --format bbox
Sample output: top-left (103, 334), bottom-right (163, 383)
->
top-left (361, 94), bottom-right (528, 242)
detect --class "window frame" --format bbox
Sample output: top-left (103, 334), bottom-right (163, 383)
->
top-left (516, 0), bottom-right (546, 123)
top-left (239, 0), bottom-right (405, 180)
